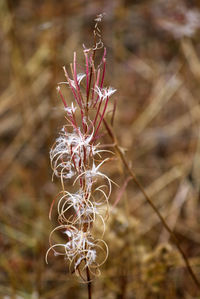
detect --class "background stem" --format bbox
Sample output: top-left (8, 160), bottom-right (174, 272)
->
top-left (103, 119), bottom-right (200, 290)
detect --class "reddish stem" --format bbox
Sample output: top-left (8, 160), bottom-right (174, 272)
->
top-left (93, 96), bottom-right (109, 141)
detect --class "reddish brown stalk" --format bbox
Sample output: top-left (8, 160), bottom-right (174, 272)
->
top-left (86, 266), bottom-right (92, 299)
top-left (83, 145), bottom-right (87, 165)
top-left (100, 51), bottom-right (106, 88)
top-left (91, 63), bottom-right (97, 103)
top-left (93, 48), bottom-right (107, 108)
top-left (57, 87), bottom-right (67, 108)
top-left (93, 99), bottom-right (103, 128)
top-left (73, 52), bottom-right (84, 107)
top-left (85, 52), bottom-right (90, 97)
top-left (63, 66), bottom-right (86, 132)
top-left (71, 57), bottom-right (87, 133)
top-left (63, 66), bottom-right (82, 108)
top-left (93, 68), bottom-right (101, 107)
top-left (86, 33), bottom-right (97, 112)
top-left (86, 54), bottom-right (95, 113)
top-left (63, 68), bottom-right (86, 132)
top-left (93, 97), bottom-right (109, 141)
top-left (71, 111), bottom-right (77, 128)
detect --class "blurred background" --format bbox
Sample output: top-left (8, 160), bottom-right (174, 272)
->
top-left (1, 0), bottom-right (200, 298)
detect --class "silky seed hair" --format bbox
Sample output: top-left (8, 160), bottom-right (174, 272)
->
top-left (46, 14), bottom-right (116, 281)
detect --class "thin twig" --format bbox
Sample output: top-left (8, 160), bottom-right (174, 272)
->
top-left (86, 33), bottom-right (97, 113)
top-left (103, 119), bottom-right (200, 290)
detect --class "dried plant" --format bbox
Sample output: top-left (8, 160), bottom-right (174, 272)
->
top-left (46, 14), bottom-right (116, 297)
top-left (45, 12), bottom-right (200, 299)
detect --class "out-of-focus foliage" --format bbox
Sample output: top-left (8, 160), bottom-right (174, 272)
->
top-left (0, 0), bottom-right (200, 298)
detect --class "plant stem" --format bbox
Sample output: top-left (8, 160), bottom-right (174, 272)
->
top-left (86, 266), bottom-right (92, 299)
top-left (86, 34), bottom-right (96, 114)
top-left (103, 119), bottom-right (200, 290)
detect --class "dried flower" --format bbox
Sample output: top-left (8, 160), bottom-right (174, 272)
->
top-left (46, 19), bottom-right (116, 281)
